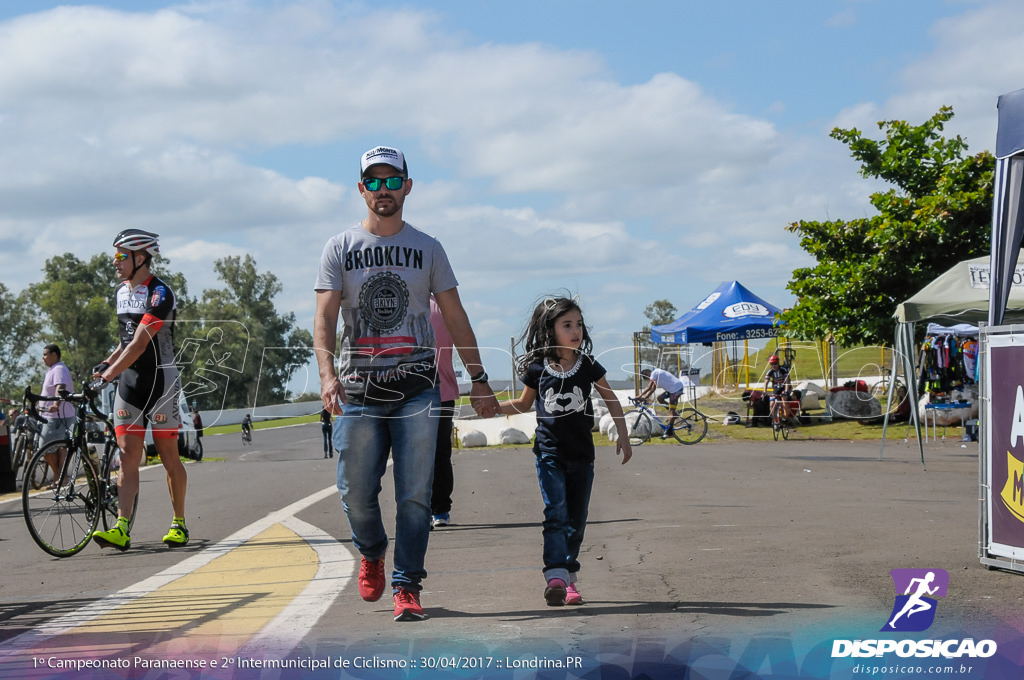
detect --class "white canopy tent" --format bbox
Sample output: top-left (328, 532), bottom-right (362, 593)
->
top-left (882, 251), bottom-right (1024, 463)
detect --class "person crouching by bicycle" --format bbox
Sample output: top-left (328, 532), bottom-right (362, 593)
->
top-left (91, 229), bottom-right (189, 551)
top-left (638, 367), bottom-right (686, 439)
top-left (764, 354), bottom-right (796, 428)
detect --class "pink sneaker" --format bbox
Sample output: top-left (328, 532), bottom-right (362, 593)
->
top-left (544, 578), bottom-right (567, 606)
top-left (565, 582), bottom-right (583, 605)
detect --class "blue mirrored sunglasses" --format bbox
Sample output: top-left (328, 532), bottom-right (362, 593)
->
top-left (362, 176), bottom-right (406, 191)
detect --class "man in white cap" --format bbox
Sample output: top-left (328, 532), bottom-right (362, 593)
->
top-left (314, 145), bottom-right (499, 622)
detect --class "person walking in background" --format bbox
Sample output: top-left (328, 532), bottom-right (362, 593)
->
top-left (320, 407), bottom-right (334, 459)
top-left (498, 295), bottom-right (632, 607)
top-left (190, 406), bottom-right (204, 442)
top-left (429, 294), bottom-right (457, 529)
top-left (91, 229), bottom-right (189, 551)
top-left (39, 344), bottom-right (75, 486)
top-left (241, 413), bottom-right (253, 444)
top-left (314, 145), bottom-right (499, 622)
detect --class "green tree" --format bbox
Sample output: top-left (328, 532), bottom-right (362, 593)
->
top-left (28, 253), bottom-right (120, 383)
top-left (28, 252), bottom-right (194, 387)
top-left (638, 299), bottom-right (680, 372)
top-left (644, 299), bottom-right (678, 326)
top-left (781, 107), bottom-right (994, 345)
top-left (0, 283), bottom-right (44, 397)
top-left (181, 255), bottom-right (312, 410)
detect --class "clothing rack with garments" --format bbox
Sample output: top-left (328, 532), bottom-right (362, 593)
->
top-left (916, 323), bottom-right (978, 398)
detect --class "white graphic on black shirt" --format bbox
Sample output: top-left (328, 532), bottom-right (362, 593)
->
top-left (542, 386), bottom-right (586, 414)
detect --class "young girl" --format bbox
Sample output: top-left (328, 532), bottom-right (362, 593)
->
top-left (498, 296), bottom-right (632, 606)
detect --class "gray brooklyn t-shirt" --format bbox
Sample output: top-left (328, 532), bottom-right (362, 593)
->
top-left (315, 222), bottom-right (458, 404)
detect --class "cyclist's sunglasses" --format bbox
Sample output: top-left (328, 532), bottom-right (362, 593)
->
top-left (362, 176), bottom-right (406, 191)
top-left (113, 252), bottom-right (130, 262)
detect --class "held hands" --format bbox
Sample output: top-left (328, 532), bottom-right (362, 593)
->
top-left (469, 382), bottom-right (500, 418)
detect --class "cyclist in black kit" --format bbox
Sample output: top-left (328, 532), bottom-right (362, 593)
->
top-left (91, 229), bottom-right (189, 551)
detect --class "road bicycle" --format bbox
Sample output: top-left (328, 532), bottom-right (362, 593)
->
top-left (626, 397), bottom-right (708, 445)
top-left (21, 382), bottom-right (137, 558)
top-left (9, 399), bottom-right (43, 481)
top-left (769, 394), bottom-right (799, 441)
top-left (241, 428), bottom-right (252, 445)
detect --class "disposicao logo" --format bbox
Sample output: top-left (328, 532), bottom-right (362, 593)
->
top-left (882, 568), bottom-right (948, 632)
top-left (831, 568), bottom-right (997, 660)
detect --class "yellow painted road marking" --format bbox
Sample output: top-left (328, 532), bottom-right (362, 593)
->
top-left (0, 485), bottom-right (352, 664)
top-left (71, 523), bottom-right (318, 654)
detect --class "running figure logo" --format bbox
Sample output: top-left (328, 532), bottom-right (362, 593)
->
top-left (882, 568), bottom-right (949, 632)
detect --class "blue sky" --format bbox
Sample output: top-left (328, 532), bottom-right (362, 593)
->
top-left (1, 0), bottom-right (1021, 385)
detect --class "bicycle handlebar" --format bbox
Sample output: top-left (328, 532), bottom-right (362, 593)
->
top-left (22, 380), bottom-right (114, 431)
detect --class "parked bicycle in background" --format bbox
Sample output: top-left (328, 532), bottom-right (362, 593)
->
top-left (9, 398), bottom-right (44, 483)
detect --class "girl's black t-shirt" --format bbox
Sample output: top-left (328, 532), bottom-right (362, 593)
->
top-left (521, 354), bottom-right (606, 462)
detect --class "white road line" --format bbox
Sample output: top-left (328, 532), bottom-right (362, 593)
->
top-left (0, 484), bottom-right (347, 660)
top-left (236, 514), bottom-right (354, 658)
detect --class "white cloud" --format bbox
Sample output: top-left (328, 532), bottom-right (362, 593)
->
top-left (3, 1), bottom-right (1020, 380)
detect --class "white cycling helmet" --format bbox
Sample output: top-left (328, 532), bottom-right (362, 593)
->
top-left (112, 229), bottom-right (160, 256)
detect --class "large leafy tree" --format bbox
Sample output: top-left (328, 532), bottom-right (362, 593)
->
top-left (26, 252), bottom-right (194, 385)
top-left (28, 253), bottom-right (120, 383)
top-left (781, 107), bottom-right (994, 345)
top-left (181, 255), bottom-right (312, 410)
top-left (0, 283), bottom-right (44, 398)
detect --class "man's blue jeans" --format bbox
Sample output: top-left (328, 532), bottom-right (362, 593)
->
top-left (334, 387), bottom-right (440, 592)
top-left (535, 451), bottom-right (595, 584)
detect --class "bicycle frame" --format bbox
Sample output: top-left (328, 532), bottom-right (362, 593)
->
top-left (627, 397), bottom-right (708, 445)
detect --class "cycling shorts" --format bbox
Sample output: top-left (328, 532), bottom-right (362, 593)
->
top-left (113, 365), bottom-right (182, 439)
top-left (656, 389), bottom-right (684, 406)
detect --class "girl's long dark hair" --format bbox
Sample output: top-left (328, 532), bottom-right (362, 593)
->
top-left (513, 295), bottom-right (593, 375)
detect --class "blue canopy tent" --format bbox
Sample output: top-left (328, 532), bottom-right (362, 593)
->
top-left (650, 281), bottom-right (783, 345)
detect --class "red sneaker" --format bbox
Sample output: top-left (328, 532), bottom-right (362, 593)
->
top-left (358, 554), bottom-right (386, 602)
top-left (393, 587), bottom-right (427, 621)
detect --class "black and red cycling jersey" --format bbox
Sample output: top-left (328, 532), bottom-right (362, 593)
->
top-left (115, 274), bottom-right (177, 372)
top-left (765, 366), bottom-right (791, 396)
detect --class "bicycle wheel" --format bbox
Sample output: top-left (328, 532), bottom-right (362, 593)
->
top-left (670, 408), bottom-right (708, 445)
top-left (11, 433), bottom-right (30, 474)
top-left (22, 440), bottom-right (100, 558)
top-left (99, 441), bottom-right (138, 532)
top-left (627, 412), bottom-right (653, 446)
top-left (772, 418), bottom-right (780, 441)
top-left (781, 420), bottom-right (790, 440)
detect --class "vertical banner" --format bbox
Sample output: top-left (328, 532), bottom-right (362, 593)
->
top-left (984, 332), bottom-right (1024, 564)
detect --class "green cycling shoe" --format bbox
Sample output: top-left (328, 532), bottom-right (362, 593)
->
top-left (162, 521), bottom-right (189, 547)
top-left (93, 524), bottom-right (131, 552)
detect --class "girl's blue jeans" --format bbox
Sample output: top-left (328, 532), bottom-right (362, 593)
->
top-left (535, 451), bottom-right (595, 584)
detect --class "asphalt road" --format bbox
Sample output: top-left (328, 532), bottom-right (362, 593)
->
top-left (0, 424), bottom-right (1020, 678)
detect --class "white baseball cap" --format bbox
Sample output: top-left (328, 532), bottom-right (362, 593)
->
top-left (360, 146), bottom-right (408, 177)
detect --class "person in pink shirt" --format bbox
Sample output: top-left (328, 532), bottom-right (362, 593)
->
top-left (40, 344), bottom-right (75, 485)
top-left (429, 295), bottom-right (459, 528)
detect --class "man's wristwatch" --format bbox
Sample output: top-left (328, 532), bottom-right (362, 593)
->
top-left (470, 370), bottom-right (489, 384)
